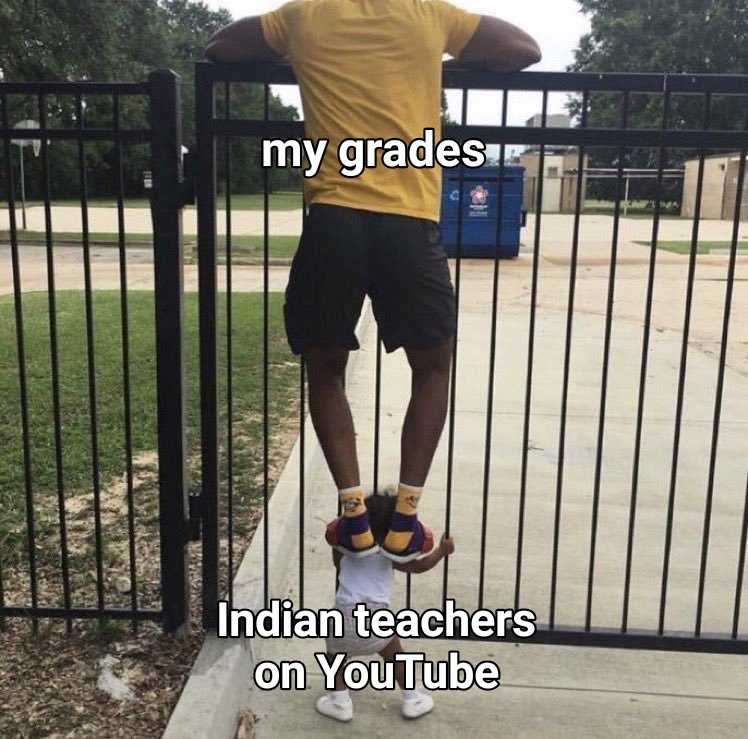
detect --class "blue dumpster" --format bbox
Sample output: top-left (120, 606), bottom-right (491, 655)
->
top-left (440, 165), bottom-right (525, 258)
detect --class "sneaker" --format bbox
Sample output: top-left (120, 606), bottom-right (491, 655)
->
top-left (381, 519), bottom-right (434, 563)
top-left (315, 693), bottom-right (353, 722)
top-left (325, 517), bottom-right (379, 558)
top-left (401, 691), bottom-right (434, 719)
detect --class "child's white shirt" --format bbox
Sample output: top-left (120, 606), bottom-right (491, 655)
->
top-left (336, 551), bottom-right (393, 607)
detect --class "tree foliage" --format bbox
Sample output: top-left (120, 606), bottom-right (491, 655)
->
top-left (569, 1), bottom-right (748, 206)
top-left (0, 1), bottom-right (301, 198)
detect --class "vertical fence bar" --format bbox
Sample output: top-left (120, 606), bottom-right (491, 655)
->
top-left (694, 105), bottom-right (748, 637)
top-left (299, 198), bottom-right (308, 609)
top-left (263, 82), bottom-right (271, 608)
top-left (373, 330), bottom-right (382, 494)
top-left (478, 89), bottom-right (509, 609)
top-left (622, 87), bottom-right (674, 632)
top-left (659, 94), bottom-right (711, 635)
top-left (550, 90), bottom-right (589, 628)
top-left (442, 86), bottom-right (469, 605)
top-left (149, 69), bottom-right (190, 634)
top-left (299, 356), bottom-right (305, 610)
top-left (76, 93), bottom-right (105, 616)
top-left (515, 89), bottom-right (548, 610)
top-left (224, 82), bottom-right (235, 608)
top-left (586, 91), bottom-right (630, 631)
top-left (733, 474), bottom-right (748, 639)
top-left (2, 93), bottom-right (39, 627)
top-left (196, 64), bottom-right (220, 630)
top-left (113, 94), bottom-right (139, 630)
top-left (39, 92), bottom-right (65, 633)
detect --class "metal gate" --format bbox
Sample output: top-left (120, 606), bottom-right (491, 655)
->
top-left (194, 62), bottom-right (748, 653)
top-left (1, 71), bottom-right (191, 634)
top-left (5, 64), bottom-right (747, 650)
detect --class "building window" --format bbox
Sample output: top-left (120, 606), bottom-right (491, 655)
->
top-left (547, 166), bottom-right (559, 178)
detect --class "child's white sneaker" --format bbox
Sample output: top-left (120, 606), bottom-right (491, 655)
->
top-left (401, 690), bottom-right (434, 719)
top-left (315, 693), bottom-right (353, 722)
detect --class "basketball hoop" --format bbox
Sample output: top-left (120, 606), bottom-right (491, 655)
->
top-left (10, 119), bottom-right (44, 230)
top-left (12, 119), bottom-right (41, 157)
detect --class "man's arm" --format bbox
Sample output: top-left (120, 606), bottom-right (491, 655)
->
top-left (457, 17), bottom-right (541, 72)
top-left (394, 534), bottom-right (455, 575)
top-left (204, 17), bottom-right (281, 63)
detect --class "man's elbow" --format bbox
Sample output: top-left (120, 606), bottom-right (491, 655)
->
top-left (526, 42), bottom-right (542, 66)
top-left (204, 38), bottom-right (238, 63)
top-left (203, 40), bottom-right (220, 61)
top-left (512, 39), bottom-right (542, 69)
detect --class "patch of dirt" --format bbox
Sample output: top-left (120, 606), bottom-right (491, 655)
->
top-left (0, 412), bottom-right (300, 737)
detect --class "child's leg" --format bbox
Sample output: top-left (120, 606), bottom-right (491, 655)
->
top-left (315, 653), bottom-right (353, 723)
top-left (379, 637), bottom-right (408, 690)
top-left (330, 653), bottom-right (348, 692)
top-left (379, 637), bottom-right (434, 719)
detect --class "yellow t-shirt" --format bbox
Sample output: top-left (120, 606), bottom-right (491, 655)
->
top-left (261, 0), bottom-right (480, 221)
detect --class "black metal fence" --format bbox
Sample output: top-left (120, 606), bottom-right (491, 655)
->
top-left (3, 64), bottom-right (748, 650)
top-left (0, 71), bottom-right (190, 633)
top-left (195, 62), bottom-right (748, 653)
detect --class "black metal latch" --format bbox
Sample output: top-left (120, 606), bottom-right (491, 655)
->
top-left (187, 491), bottom-right (202, 542)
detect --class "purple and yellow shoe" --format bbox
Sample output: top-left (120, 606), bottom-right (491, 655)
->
top-left (326, 516), bottom-right (379, 557)
top-left (326, 488), bottom-right (377, 557)
top-left (381, 518), bottom-right (435, 563)
top-left (380, 484), bottom-right (433, 562)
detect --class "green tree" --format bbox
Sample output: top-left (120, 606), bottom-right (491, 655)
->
top-left (569, 1), bottom-right (748, 207)
top-left (0, 1), bottom-right (301, 198)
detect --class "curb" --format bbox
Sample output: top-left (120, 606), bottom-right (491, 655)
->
top-left (162, 301), bottom-right (375, 739)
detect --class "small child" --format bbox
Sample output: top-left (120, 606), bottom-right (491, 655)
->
top-left (318, 489), bottom-right (455, 722)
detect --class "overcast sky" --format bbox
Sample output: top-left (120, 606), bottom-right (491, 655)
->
top-left (206, 0), bottom-right (590, 129)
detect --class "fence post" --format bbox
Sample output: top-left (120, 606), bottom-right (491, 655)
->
top-left (195, 62), bottom-right (220, 630)
top-left (149, 69), bottom-right (190, 635)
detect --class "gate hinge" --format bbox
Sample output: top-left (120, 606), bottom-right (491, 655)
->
top-left (178, 150), bottom-right (196, 207)
top-left (187, 491), bottom-right (202, 542)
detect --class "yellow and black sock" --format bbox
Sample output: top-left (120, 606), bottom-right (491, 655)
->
top-left (339, 486), bottom-right (375, 551)
top-left (383, 482), bottom-right (423, 553)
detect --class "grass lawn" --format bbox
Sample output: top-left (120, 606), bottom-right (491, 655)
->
top-left (0, 231), bottom-right (300, 262)
top-left (584, 199), bottom-right (680, 218)
top-left (633, 240), bottom-right (748, 254)
top-left (22, 191), bottom-right (304, 211)
top-left (0, 290), bottom-right (301, 739)
top-left (0, 290), bottom-right (299, 583)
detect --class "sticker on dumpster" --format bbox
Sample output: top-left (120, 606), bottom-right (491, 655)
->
top-left (469, 184), bottom-right (489, 217)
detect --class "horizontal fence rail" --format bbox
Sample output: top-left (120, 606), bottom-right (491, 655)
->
top-left (0, 71), bottom-right (189, 633)
top-left (195, 61), bottom-right (748, 653)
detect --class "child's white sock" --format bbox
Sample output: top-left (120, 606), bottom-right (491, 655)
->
top-left (330, 689), bottom-right (350, 705)
top-left (402, 688), bottom-right (420, 701)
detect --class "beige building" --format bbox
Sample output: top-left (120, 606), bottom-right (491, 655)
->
top-left (520, 150), bottom-right (588, 214)
top-left (682, 152), bottom-right (748, 220)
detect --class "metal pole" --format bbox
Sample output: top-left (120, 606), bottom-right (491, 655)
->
top-left (149, 69), bottom-right (190, 636)
top-left (195, 62), bottom-right (220, 631)
top-left (19, 146), bottom-right (27, 230)
top-left (624, 176), bottom-right (630, 217)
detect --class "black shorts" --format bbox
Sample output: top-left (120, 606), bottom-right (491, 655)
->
top-left (284, 204), bottom-right (456, 355)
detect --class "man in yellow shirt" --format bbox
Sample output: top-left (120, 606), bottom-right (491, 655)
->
top-left (206, 2), bottom-right (540, 564)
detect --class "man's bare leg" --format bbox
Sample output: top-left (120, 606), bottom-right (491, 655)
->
top-left (307, 346), bottom-right (375, 554)
top-left (400, 337), bottom-right (453, 485)
top-left (383, 337), bottom-right (453, 559)
top-left (305, 346), bottom-right (360, 489)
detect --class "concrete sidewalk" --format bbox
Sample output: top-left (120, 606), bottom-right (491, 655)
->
top-left (166, 245), bottom-right (748, 738)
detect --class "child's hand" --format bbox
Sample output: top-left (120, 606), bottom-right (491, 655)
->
top-left (439, 533), bottom-right (455, 556)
